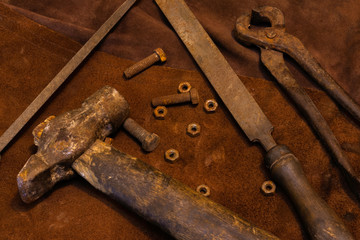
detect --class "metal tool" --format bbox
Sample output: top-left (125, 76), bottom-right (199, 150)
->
top-left (234, 6), bottom-right (360, 124)
top-left (0, 0), bottom-right (136, 157)
top-left (17, 86), bottom-right (130, 203)
top-left (235, 6), bottom-right (360, 200)
top-left (154, 0), bottom-right (353, 239)
top-left (16, 87), bottom-right (279, 239)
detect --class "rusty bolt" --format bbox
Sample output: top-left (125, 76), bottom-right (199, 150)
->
top-left (204, 99), bottom-right (218, 112)
top-left (178, 82), bottom-right (192, 93)
top-left (261, 180), bottom-right (276, 196)
top-left (196, 184), bottom-right (210, 197)
top-left (187, 123), bottom-right (201, 137)
top-left (165, 149), bottom-right (179, 163)
top-left (123, 118), bottom-right (160, 152)
top-left (124, 48), bottom-right (167, 79)
top-left (154, 106), bottom-right (168, 120)
top-left (152, 88), bottom-right (199, 107)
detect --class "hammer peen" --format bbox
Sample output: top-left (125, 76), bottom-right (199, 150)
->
top-left (17, 86), bottom-right (279, 239)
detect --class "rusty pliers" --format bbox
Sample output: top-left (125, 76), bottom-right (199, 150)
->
top-left (235, 6), bottom-right (360, 199)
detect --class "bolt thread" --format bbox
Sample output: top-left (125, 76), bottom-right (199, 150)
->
top-left (124, 53), bottom-right (160, 78)
top-left (123, 118), bottom-right (150, 142)
top-left (152, 92), bottom-right (191, 107)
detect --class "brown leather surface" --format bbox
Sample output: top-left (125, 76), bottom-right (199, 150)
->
top-left (0, 2), bottom-right (360, 240)
top-left (1, 0), bottom-right (360, 102)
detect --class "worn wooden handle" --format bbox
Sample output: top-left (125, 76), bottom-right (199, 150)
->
top-left (73, 140), bottom-right (279, 240)
top-left (265, 145), bottom-right (353, 240)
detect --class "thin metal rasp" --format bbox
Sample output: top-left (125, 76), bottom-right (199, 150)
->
top-left (155, 0), bottom-right (275, 150)
top-left (0, 0), bottom-right (136, 154)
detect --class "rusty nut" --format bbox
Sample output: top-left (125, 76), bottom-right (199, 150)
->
top-left (165, 149), bottom-right (179, 163)
top-left (261, 180), bottom-right (276, 196)
top-left (187, 123), bottom-right (200, 137)
top-left (178, 82), bottom-right (192, 93)
top-left (204, 99), bottom-right (218, 112)
top-left (196, 184), bottom-right (210, 197)
top-left (154, 106), bottom-right (168, 119)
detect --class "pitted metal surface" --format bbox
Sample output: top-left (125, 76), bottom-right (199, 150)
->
top-left (17, 86), bottom-right (129, 203)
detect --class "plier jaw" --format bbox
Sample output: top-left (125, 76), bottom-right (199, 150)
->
top-left (235, 6), bottom-right (298, 55)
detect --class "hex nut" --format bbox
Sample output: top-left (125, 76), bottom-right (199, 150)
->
top-left (196, 185), bottom-right (210, 197)
top-left (261, 180), bottom-right (276, 196)
top-left (165, 149), bottom-right (179, 163)
top-left (204, 99), bottom-right (218, 112)
top-left (154, 106), bottom-right (168, 119)
top-left (178, 82), bottom-right (192, 93)
top-left (187, 123), bottom-right (201, 137)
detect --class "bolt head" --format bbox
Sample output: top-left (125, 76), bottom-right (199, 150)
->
top-left (165, 149), bottom-right (179, 163)
top-left (204, 99), bottom-right (218, 112)
top-left (142, 133), bottom-right (160, 152)
top-left (178, 82), bottom-right (192, 93)
top-left (154, 106), bottom-right (168, 119)
top-left (189, 88), bottom-right (199, 105)
top-left (154, 48), bottom-right (167, 63)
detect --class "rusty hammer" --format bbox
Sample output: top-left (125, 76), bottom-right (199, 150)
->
top-left (17, 86), bottom-right (279, 240)
top-left (17, 86), bottom-right (130, 203)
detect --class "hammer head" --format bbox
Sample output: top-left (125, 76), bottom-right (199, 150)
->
top-left (17, 86), bottom-right (129, 203)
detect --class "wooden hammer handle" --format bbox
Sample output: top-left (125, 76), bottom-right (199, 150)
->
top-left (73, 140), bottom-right (279, 240)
